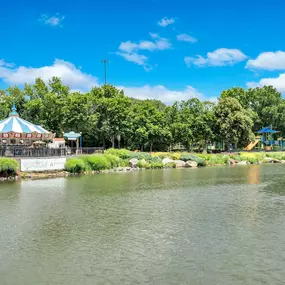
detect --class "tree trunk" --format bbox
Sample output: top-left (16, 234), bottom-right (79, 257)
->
top-left (203, 138), bottom-right (207, 154)
top-left (118, 139), bottom-right (121, 149)
top-left (111, 136), bottom-right (115, 148)
top-left (140, 144), bottom-right (144, 152)
top-left (150, 141), bottom-right (153, 152)
top-left (102, 136), bottom-right (105, 149)
top-left (169, 143), bottom-right (172, 152)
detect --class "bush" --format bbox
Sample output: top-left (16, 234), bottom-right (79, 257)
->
top-left (85, 155), bottom-right (111, 170)
top-left (152, 152), bottom-right (169, 159)
top-left (207, 155), bottom-right (229, 165)
top-left (0, 158), bottom-right (19, 177)
top-left (180, 153), bottom-right (206, 166)
top-left (150, 161), bottom-right (164, 169)
top-left (240, 153), bottom-right (265, 164)
top-left (137, 159), bottom-right (150, 168)
top-left (118, 159), bottom-right (130, 167)
top-left (105, 148), bottom-right (132, 159)
top-left (169, 152), bottom-right (181, 160)
top-left (104, 154), bottom-right (120, 168)
top-left (165, 162), bottom-right (176, 168)
top-left (130, 152), bottom-right (153, 161)
top-left (266, 152), bottom-right (285, 160)
top-left (65, 158), bottom-right (86, 173)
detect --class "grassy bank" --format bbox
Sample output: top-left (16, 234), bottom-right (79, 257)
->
top-left (0, 157), bottom-right (19, 178)
top-left (64, 149), bottom-right (285, 174)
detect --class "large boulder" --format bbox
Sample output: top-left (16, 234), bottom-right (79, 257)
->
top-left (129, 158), bottom-right (139, 168)
top-left (185, 160), bottom-right (198, 168)
top-left (162, 158), bottom-right (174, 165)
top-left (174, 160), bottom-right (186, 168)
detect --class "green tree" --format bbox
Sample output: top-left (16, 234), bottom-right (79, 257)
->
top-left (214, 97), bottom-right (254, 149)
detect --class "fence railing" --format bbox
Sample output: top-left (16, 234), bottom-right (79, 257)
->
top-left (0, 147), bottom-right (104, 157)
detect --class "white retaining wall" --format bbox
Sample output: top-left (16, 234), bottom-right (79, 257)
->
top-left (20, 157), bottom-right (66, 172)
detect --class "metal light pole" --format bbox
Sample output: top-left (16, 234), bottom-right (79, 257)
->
top-left (101, 59), bottom-right (108, 85)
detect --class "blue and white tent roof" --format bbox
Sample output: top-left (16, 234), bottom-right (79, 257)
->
top-left (0, 104), bottom-right (50, 134)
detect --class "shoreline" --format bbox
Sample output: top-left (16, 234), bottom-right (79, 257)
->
top-left (2, 151), bottom-right (285, 182)
top-left (1, 159), bottom-right (285, 182)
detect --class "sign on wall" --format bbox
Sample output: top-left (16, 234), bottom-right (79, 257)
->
top-left (21, 158), bottom-right (66, 172)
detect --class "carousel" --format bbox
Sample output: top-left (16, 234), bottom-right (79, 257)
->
top-left (0, 103), bottom-right (54, 149)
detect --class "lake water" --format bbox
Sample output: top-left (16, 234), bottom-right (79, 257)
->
top-left (1, 165), bottom-right (285, 285)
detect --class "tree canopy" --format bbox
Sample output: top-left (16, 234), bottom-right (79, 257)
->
top-left (0, 78), bottom-right (283, 151)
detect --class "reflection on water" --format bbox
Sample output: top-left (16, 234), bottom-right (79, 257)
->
top-left (247, 164), bottom-right (261, 185)
top-left (1, 165), bottom-right (285, 285)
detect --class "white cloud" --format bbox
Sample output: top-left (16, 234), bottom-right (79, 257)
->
top-left (158, 17), bottom-right (175, 27)
top-left (149, 33), bottom-right (159, 39)
top-left (116, 52), bottom-right (148, 66)
top-left (0, 59), bottom-right (14, 68)
top-left (185, 48), bottom-right (247, 67)
top-left (246, 51), bottom-right (285, 70)
top-left (119, 37), bottom-right (171, 53)
top-left (117, 34), bottom-right (171, 70)
top-left (177, 33), bottom-right (197, 43)
top-left (247, 73), bottom-right (285, 92)
top-left (0, 59), bottom-right (98, 91)
top-left (39, 13), bottom-right (65, 27)
top-left (119, 85), bottom-right (209, 104)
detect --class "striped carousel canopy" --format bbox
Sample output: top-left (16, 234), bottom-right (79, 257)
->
top-left (0, 103), bottom-right (49, 134)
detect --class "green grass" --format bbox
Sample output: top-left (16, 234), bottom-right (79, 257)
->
top-left (65, 158), bottom-right (87, 173)
top-left (0, 158), bottom-right (19, 177)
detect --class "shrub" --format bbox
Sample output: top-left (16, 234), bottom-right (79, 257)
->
top-left (0, 158), bottom-right (19, 177)
top-left (65, 158), bottom-right (86, 173)
top-left (105, 148), bottom-right (132, 159)
top-left (207, 155), bottom-right (229, 165)
top-left (104, 154), bottom-right (120, 168)
top-left (180, 153), bottom-right (206, 166)
top-left (169, 152), bottom-right (181, 160)
top-left (152, 152), bottom-right (169, 159)
top-left (266, 152), bottom-right (285, 160)
top-left (137, 159), bottom-right (150, 168)
top-left (165, 162), bottom-right (176, 168)
top-left (150, 161), bottom-right (164, 169)
top-left (118, 159), bottom-right (130, 167)
top-left (131, 152), bottom-right (153, 161)
top-left (85, 155), bottom-right (111, 170)
top-left (240, 153), bottom-right (265, 164)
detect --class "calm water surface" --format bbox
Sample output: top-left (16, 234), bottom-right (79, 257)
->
top-left (1, 165), bottom-right (285, 285)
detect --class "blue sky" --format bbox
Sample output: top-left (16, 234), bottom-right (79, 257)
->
top-left (1, 0), bottom-right (285, 103)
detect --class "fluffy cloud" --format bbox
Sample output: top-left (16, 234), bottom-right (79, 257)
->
top-left (116, 52), bottom-right (148, 66)
top-left (185, 48), bottom-right (247, 67)
top-left (247, 73), bottom-right (285, 92)
top-left (39, 13), bottom-right (65, 27)
top-left (0, 59), bottom-right (14, 68)
top-left (177, 33), bottom-right (197, 43)
top-left (117, 35), bottom-right (171, 70)
top-left (246, 51), bottom-right (285, 70)
top-left (119, 37), bottom-right (171, 53)
top-left (0, 59), bottom-right (98, 90)
top-left (0, 59), bottom-right (212, 104)
top-left (158, 17), bottom-right (175, 27)
top-left (120, 85), bottom-right (209, 104)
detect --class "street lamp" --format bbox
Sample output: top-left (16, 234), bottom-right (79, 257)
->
top-left (101, 59), bottom-right (108, 85)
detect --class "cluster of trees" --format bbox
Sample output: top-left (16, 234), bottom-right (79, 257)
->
top-left (0, 77), bottom-right (284, 151)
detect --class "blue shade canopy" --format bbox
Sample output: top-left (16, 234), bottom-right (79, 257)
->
top-left (63, 131), bottom-right (81, 140)
top-left (257, 126), bottom-right (279, 133)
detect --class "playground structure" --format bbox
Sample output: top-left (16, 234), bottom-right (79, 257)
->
top-left (243, 126), bottom-right (285, 151)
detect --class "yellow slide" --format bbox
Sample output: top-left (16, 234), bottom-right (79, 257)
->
top-left (243, 140), bottom-right (259, 151)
